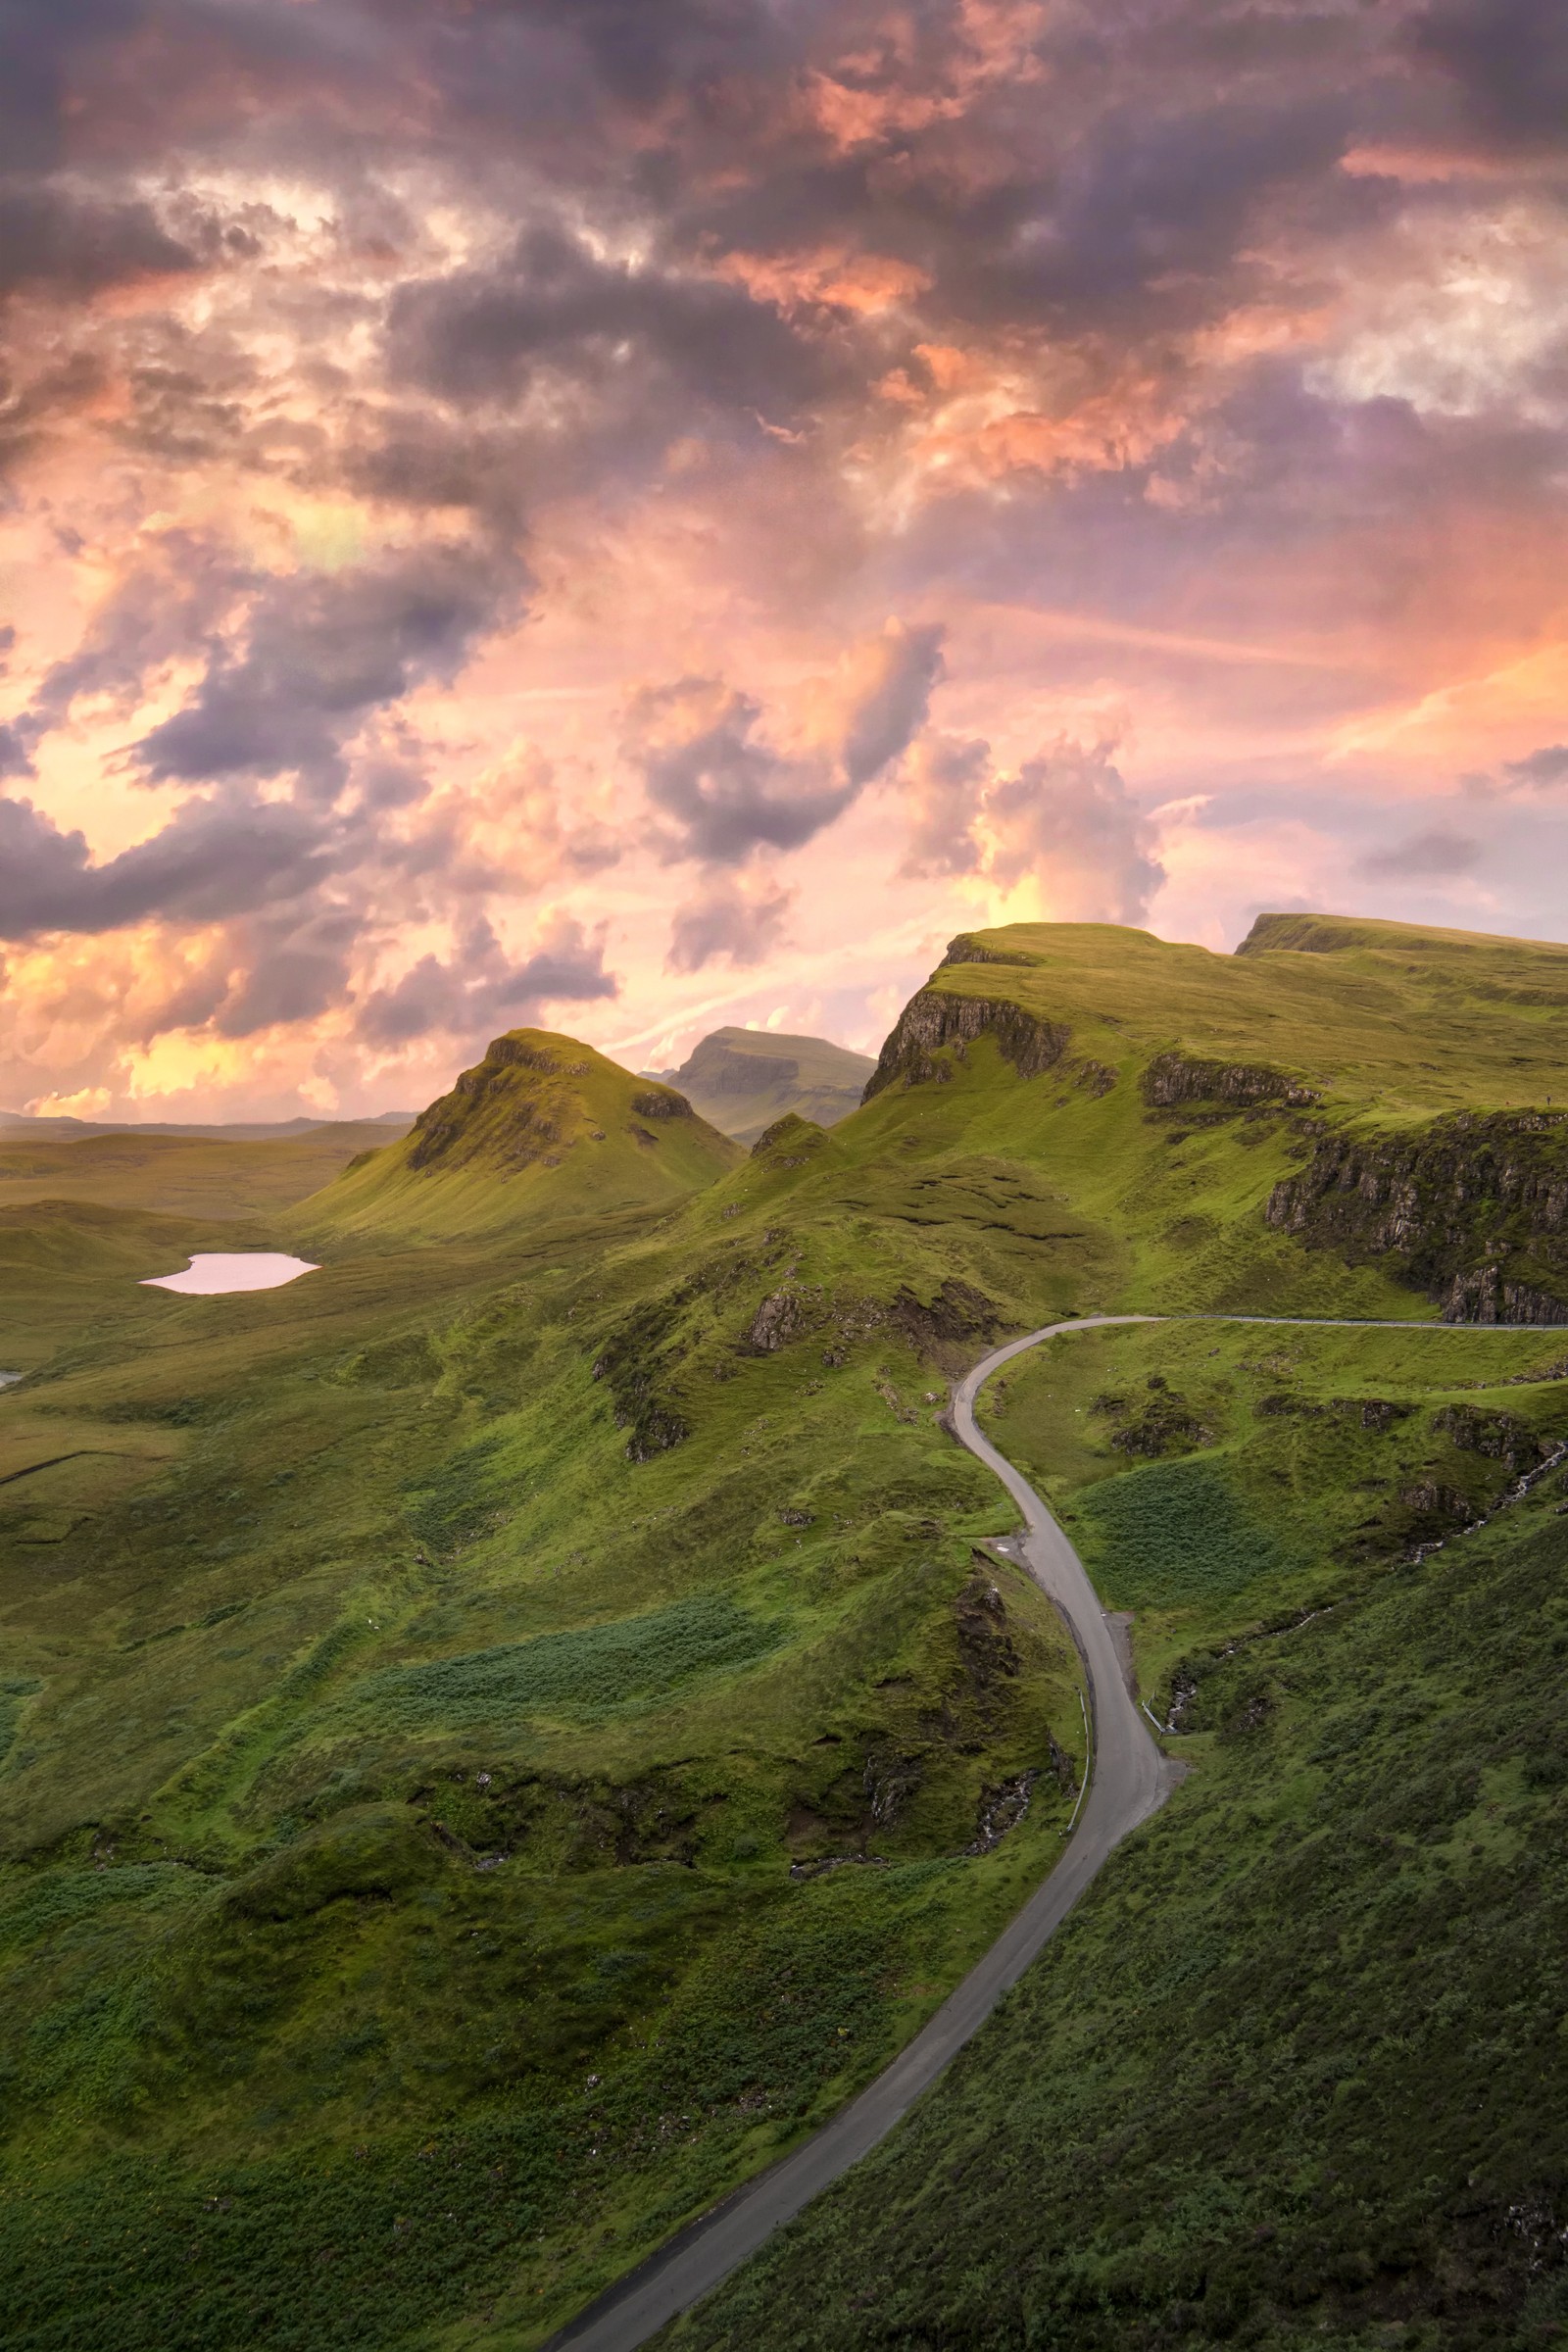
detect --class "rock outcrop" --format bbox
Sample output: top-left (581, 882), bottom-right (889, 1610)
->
top-left (1265, 1109), bottom-right (1568, 1323)
top-left (1142, 1051), bottom-right (1318, 1111)
top-left (862, 989), bottom-right (1069, 1101)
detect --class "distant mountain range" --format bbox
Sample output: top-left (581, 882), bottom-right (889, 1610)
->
top-left (642, 1024), bottom-right (875, 1145)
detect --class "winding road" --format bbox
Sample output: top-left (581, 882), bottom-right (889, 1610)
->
top-left (548, 1309), bottom-right (1557, 2351)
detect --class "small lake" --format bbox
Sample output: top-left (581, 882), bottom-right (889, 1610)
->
top-left (141, 1253), bottom-right (319, 1295)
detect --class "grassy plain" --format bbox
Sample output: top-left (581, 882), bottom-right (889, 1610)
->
top-left (1, 914), bottom-right (1566, 2351)
top-left (0, 1122), bottom-right (409, 1223)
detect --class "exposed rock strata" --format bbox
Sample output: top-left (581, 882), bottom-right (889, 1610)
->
top-left (862, 988), bottom-right (1069, 1101)
top-left (1265, 1110), bottom-right (1568, 1323)
top-left (1142, 1051), bottom-right (1319, 1111)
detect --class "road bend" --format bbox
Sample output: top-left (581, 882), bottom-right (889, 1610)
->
top-left (547, 1313), bottom-right (1179, 2352)
top-left (546, 1307), bottom-right (1562, 2348)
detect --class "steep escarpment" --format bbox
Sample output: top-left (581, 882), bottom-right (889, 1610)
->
top-left (1141, 1051), bottom-right (1318, 1111)
top-left (1266, 1110), bottom-right (1568, 1322)
top-left (862, 988), bottom-right (1071, 1100)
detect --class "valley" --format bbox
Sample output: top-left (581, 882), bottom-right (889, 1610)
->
top-left (2, 915), bottom-right (1566, 2352)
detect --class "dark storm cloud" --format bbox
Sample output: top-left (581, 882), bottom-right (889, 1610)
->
top-left (419, 0), bottom-right (807, 123)
top-left (135, 544), bottom-right (522, 798)
top-left (0, 789), bottom-right (337, 941)
top-left (1408, 0), bottom-right (1568, 153)
top-left (957, 94), bottom-right (1358, 329)
top-left (0, 0), bottom-right (144, 172)
top-left (0, 184), bottom-right (197, 300)
top-left (357, 914), bottom-right (617, 1046)
top-left (387, 222), bottom-right (833, 421)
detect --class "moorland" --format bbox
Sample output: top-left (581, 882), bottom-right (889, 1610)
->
top-left (2, 913), bottom-right (1566, 2352)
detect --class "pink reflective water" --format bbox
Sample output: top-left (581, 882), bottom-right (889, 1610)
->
top-left (140, 1253), bottom-right (319, 1295)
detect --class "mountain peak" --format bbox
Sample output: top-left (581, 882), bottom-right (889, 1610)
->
top-left (297, 1028), bottom-right (738, 1242)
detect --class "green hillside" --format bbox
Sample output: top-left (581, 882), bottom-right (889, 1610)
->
top-left (646, 1028), bottom-right (875, 1147)
top-left (295, 1030), bottom-right (744, 1243)
top-left (676, 1455), bottom-right (1568, 2352)
top-left (1, 914), bottom-right (1565, 2351)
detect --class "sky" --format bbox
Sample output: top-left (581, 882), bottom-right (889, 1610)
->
top-left (3, 0), bottom-right (1567, 1119)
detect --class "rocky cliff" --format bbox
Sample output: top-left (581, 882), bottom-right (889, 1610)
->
top-left (861, 989), bottom-right (1070, 1100)
top-left (1265, 1110), bottom-right (1568, 1323)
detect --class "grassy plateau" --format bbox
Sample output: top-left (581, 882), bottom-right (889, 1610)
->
top-left (1, 916), bottom-right (1565, 2352)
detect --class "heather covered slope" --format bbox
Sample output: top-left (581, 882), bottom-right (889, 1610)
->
top-left (646, 1028), bottom-right (875, 1147)
top-left (295, 1029), bottom-right (743, 1243)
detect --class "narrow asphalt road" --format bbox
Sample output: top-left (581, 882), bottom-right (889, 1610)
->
top-left (546, 1308), bottom-right (1562, 2350)
top-left (548, 1312), bottom-right (1179, 2352)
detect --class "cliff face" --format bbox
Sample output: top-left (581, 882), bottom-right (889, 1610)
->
top-left (1265, 1110), bottom-right (1568, 1323)
top-left (861, 989), bottom-right (1070, 1100)
top-left (1141, 1052), bottom-right (1319, 1111)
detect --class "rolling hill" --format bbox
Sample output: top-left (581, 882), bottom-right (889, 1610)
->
top-left (644, 1027), bottom-right (875, 1146)
top-left (0, 1122), bottom-right (416, 1224)
top-left (0, 913), bottom-right (1565, 2352)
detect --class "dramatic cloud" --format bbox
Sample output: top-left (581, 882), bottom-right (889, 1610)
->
top-left (900, 734), bottom-right (1164, 923)
top-left (134, 545), bottom-right (522, 800)
top-left (357, 913), bottom-right (617, 1049)
top-left (1409, 0), bottom-right (1568, 155)
top-left (626, 623), bottom-right (944, 865)
top-left (0, 789), bottom-right (337, 941)
top-left (901, 734), bottom-right (992, 878)
top-left (1, 0), bottom-right (1565, 1114)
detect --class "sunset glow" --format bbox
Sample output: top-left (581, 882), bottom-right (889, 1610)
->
top-left (4, 0), bottom-right (1566, 1117)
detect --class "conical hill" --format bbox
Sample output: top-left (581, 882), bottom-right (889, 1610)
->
top-left (294, 1028), bottom-right (742, 1243)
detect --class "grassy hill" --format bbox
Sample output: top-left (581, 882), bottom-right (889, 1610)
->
top-left (295, 1030), bottom-right (743, 1244)
top-left (645, 1028), bottom-right (875, 1147)
top-left (0, 913), bottom-right (1565, 2351)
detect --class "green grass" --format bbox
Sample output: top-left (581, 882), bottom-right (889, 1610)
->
top-left (0, 1122), bottom-right (406, 1222)
top-left (1074, 1456), bottom-right (1298, 1605)
top-left (670, 1448), bottom-right (1568, 2352)
top-left (1, 911), bottom-right (1565, 2350)
top-left (294, 1030), bottom-right (742, 1245)
top-left (331, 1593), bottom-right (790, 1734)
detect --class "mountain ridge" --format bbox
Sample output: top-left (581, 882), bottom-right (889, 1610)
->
top-left (643, 1025), bottom-right (874, 1145)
